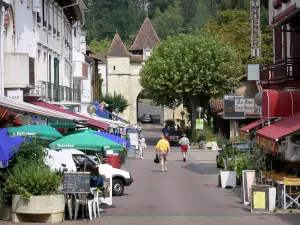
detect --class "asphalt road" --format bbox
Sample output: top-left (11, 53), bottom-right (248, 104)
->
top-left (138, 102), bottom-right (160, 118)
top-left (1, 123), bottom-right (299, 225)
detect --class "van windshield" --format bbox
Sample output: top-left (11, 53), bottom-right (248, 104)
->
top-left (72, 154), bottom-right (97, 169)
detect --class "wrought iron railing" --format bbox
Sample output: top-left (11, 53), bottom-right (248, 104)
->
top-left (41, 81), bottom-right (81, 102)
top-left (260, 64), bottom-right (275, 83)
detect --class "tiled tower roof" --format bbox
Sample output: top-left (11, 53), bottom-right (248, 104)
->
top-left (107, 33), bottom-right (129, 57)
top-left (130, 17), bottom-right (160, 51)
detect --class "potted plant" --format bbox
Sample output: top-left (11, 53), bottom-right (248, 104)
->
top-left (1, 161), bottom-right (63, 223)
top-left (119, 148), bottom-right (127, 164)
top-left (218, 147), bottom-right (237, 188)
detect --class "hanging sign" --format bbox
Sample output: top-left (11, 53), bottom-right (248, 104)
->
top-left (251, 0), bottom-right (261, 58)
top-left (196, 119), bottom-right (204, 130)
top-left (235, 98), bottom-right (255, 112)
top-left (256, 135), bottom-right (277, 154)
top-left (6, 90), bottom-right (23, 102)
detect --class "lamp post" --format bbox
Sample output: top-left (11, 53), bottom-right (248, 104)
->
top-left (87, 104), bottom-right (96, 115)
top-left (180, 111), bottom-right (185, 120)
top-left (196, 106), bottom-right (203, 119)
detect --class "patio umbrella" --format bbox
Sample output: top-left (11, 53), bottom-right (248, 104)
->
top-left (92, 132), bottom-right (131, 149)
top-left (0, 128), bottom-right (23, 168)
top-left (7, 125), bottom-right (63, 141)
top-left (49, 132), bottom-right (123, 151)
top-left (65, 129), bottom-right (130, 148)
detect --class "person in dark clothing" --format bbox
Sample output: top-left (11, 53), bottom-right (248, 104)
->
top-left (89, 166), bottom-right (104, 190)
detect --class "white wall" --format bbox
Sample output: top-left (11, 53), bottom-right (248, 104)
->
top-left (81, 63), bottom-right (92, 103)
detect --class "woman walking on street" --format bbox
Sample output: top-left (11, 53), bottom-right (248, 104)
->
top-left (139, 134), bottom-right (147, 159)
top-left (156, 134), bottom-right (171, 172)
top-left (179, 134), bottom-right (190, 162)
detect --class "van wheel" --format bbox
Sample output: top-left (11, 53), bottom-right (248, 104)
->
top-left (112, 179), bottom-right (124, 196)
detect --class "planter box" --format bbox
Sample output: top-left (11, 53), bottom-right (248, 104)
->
top-left (220, 171), bottom-right (237, 188)
top-left (11, 195), bottom-right (65, 223)
top-left (203, 141), bottom-right (219, 150)
top-left (0, 203), bottom-right (11, 221)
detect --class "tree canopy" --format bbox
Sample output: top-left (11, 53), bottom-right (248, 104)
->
top-left (140, 34), bottom-right (243, 128)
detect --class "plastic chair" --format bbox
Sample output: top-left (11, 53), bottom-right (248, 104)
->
top-left (74, 193), bottom-right (95, 220)
top-left (65, 194), bottom-right (73, 220)
top-left (90, 188), bottom-right (101, 217)
top-left (283, 177), bottom-right (300, 210)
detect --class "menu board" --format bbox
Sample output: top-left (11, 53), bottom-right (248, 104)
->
top-left (251, 185), bottom-right (270, 213)
top-left (63, 172), bottom-right (90, 193)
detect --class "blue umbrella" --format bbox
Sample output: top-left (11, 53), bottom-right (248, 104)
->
top-left (0, 128), bottom-right (23, 168)
top-left (92, 131), bottom-right (131, 149)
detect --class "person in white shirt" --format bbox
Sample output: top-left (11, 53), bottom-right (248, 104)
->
top-left (178, 134), bottom-right (190, 162)
top-left (139, 134), bottom-right (147, 159)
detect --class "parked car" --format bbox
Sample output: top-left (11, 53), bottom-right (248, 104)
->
top-left (141, 114), bottom-right (153, 123)
top-left (216, 143), bottom-right (251, 168)
top-left (45, 149), bottom-right (133, 197)
top-left (166, 130), bottom-right (181, 146)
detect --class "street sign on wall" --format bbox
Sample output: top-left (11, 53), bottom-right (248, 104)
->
top-left (223, 95), bottom-right (245, 119)
top-left (196, 119), bottom-right (204, 130)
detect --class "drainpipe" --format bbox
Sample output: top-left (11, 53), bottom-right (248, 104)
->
top-left (0, 6), bottom-right (4, 97)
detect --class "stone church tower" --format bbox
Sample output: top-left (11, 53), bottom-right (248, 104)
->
top-left (106, 17), bottom-right (160, 124)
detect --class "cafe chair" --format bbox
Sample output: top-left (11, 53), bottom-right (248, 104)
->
top-left (283, 177), bottom-right (300, 210)
top-left (74, 193), bottom-right (95, 220)
top-left (91, 188), bottom-right (101, 217)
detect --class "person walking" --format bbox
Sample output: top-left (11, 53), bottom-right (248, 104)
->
top-left (139, 134), bottom-right (147, 159)
top-left (178, 134), bottom-right (190, 162)
top-left (156, 134), bottom-right (171, 172)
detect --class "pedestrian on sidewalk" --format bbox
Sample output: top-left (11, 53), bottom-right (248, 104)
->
top-left (139, 134), bottom-right (147, 159)
top-left (156, 134), bottom-right (171, 172)
top-left (178, 134), bottom-right (190, 162)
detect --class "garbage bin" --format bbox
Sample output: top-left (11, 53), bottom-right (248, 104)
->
top-left (106, 155), bottom-right (121, 169)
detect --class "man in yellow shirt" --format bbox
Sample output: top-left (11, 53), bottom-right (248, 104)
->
top-left (156, 134), bottom-right (171, 172)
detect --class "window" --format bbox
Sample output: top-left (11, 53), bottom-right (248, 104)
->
top-left (74, 27), bottom-right (77, 37)
top-left (113, 66), bottom-right (116, 70)
top-left (48, 4), bottom-right (52, 31)
top-left (49, 55), bottom-right (51, 83)
top-left (44, 52), bottom-right (46, 64)
top-left (72, 154), bottom-right (96, 170)
top-left (42, 0), bottom-right (47, 27)
top-left (53, 6), bottom-right (56, 34)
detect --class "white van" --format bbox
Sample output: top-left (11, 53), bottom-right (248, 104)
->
top-left (45, 149), bottom-right (133, 196)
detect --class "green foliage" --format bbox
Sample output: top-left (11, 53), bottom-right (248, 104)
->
top-left (216, 134), bottom-right (229, 147)
top-left (153, 0), bottom-right (185, 40)
top-left (99, 93), bottom-right (129, 113)
top-left (165, 119), bottom-right (175, 127)
top-left (190, 129), bottom-right (199, 142)
top-left (14, 140), bottom-right (47, 165)
top-left (140, 34), bottom-right (242, 106)
top-left (188, 0), bottom-right (213, 33)
top-left (1, 161), bottom-right (61, 205)
top-left (89, 39), bottom-right (111, 53)
top-left (123, 135), bottom-right (130, 141)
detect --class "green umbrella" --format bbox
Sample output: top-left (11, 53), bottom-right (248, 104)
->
top-left (64, 129), bottom-right (95, 136)
top-left (8, 125), bottom-right (63, 141)
top-left (49, 132), bottom-right (123, 151)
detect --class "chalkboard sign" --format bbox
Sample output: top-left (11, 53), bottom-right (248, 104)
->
top-left (63, 172), bottom-right (90, 193)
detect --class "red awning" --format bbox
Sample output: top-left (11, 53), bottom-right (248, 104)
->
top-left (239, 118), bottom-right (266, 133)
top-left (30, 101), bottom-right (109, 130)
top-left (256, 110), bottom-right (300, 141)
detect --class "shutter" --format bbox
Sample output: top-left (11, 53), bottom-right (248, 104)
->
top-left (29, 57), bottom-right (35, 86)
top-left (291, 30), bottom-right (300, 58)
top-left (274, 27), bottom-right (282, 61)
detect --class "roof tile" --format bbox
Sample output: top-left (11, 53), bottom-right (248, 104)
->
top-left (107, 33), bottom-right (129, 57)
top-left (130, 17), bottom-right (160, 51)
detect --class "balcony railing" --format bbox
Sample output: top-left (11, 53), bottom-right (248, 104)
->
top-left (260, 64), bottom-right (275, 83)
top-left (41, 81), bottom-right (81, 102)
top-left (260, 58), bottom-right (300, 84)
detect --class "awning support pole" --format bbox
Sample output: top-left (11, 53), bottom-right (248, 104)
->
top-left (1, 114), bottom-right (21, 128)
top-left (0, 109), bottom-right (7, 123)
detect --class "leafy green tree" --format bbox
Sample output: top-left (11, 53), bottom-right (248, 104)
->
top-left (99, 93), bottom-right (129, 113)
top-left (88, 39), bottom-right (111, 53)
top-left (152, 0), bottom-right (184, 40)
top-left (188, 0), bottom-right (213, 33)
top-left (140, 34), bottom-right (242, 129)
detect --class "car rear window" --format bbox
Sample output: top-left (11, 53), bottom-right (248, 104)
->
top-left (168, 131), bottom-right (180, 136)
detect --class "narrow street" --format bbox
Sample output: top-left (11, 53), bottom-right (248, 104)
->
top-left (2, 124), bottom-right (299, 225)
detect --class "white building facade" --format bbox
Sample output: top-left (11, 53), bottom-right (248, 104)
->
top-left (1, 0), bottom-right (89, 106)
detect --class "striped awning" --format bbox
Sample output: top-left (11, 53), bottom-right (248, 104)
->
top-left (0, 96), bottom-right (87, 123)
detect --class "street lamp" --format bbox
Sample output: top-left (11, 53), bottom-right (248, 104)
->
top-left (115, 108), bottom-right (119, 114)
top-left (180, 111), bottom-right (185, 120)
top-left (87, 104), bottom-right (96, 115)
top-left (196, 106), bottom-right (203, 119)
top-left (254, 92), bottom-right (263, 106)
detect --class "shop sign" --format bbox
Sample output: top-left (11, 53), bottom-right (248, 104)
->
top-left (235, 98), bottom-right (255, 112)
top-left (6, 90), bottom-right (23, 102)
top-left (196, 119), bottom-right (204, 130)
top-left (256, 135), bottom-right (277, 153)
top-left (251, 0), bottom-right (261, 58)
top-left (223, 94), bottom-right (245, 119)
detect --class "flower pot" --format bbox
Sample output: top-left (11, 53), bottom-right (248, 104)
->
top-left (11, 195), bottom-right (65, 223)
top-left (220, 170), bottom-right (237, 188)
top-left (119, 153), bottom-right (126, 164)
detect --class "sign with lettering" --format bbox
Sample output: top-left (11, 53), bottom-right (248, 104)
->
top-left (63, 172), bottom-right (90, 193)
top-left (196, 119), bottom-right (204, 130)
top-left (256, 135), bottom-right (277, 154)
top-left (6, 90), bottom-right (23, 102)
top-left (251, 0), bottom-right (261, 58)
top-left (223, 95), bottom-right (245, 119)
top-left (235, 98), bottom-right (255, 112)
